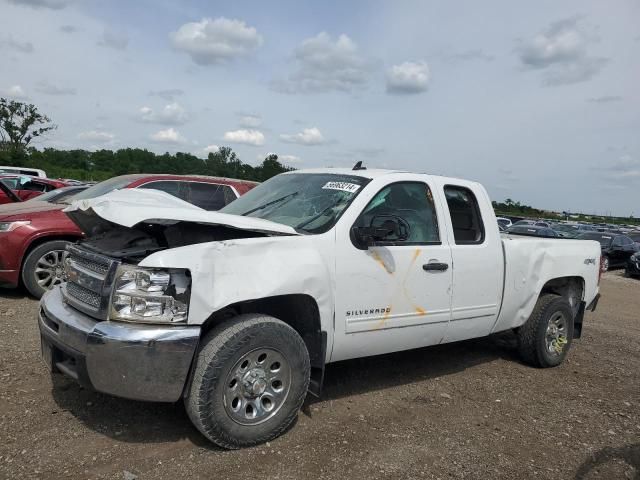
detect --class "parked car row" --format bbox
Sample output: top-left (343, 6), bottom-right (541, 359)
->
top-left (0, 174), bottom-right (70, 204)
top-left (498, 216), bottom-right (640, 275)
top-left (0, 173), bottom-right (257, 298)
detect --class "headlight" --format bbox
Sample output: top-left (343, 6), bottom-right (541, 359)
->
top-left (110, 265), bottom-right (190, 324)
top-left (0, 221), bottom-right (31, 232)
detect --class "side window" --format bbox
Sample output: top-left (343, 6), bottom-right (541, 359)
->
top-left (444, 185), bottom-right (485, 245)
top-left (622, 236), bottom-right (634, 246)
top-left (138, 180), bottom-right (183, 199)
top-left (20, 180), bottom-right (47, 192)
top-left (354, 182), bottom-right (440, 244)
top-left (1, 178), bottom-right (18, 189)
top-left (185, 182), bottom-right (233, 210)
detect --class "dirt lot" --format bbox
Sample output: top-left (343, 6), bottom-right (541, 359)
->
top-left (1, 272), bottom-right (638, 480)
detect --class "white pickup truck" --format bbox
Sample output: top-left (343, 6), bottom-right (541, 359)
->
top-left (38, 167), bottom-right (601, 449)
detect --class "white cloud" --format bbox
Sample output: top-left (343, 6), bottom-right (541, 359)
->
top-left (1, 85), bottom-right (28, 100)
top-left (35, 81), bottom-right (76, 95)
top-left (543, 57), bottom-right (608, 86)
top-left (280, 127), bottom-right (325, 145)
top-left (239, 114), bottom-right (262, 128)
top-left (139, 102), bottom-right (189, 125)
top-left (98, 29), bottom-right (128, 51)
top-left (150, 128), bottom-right (186, 144)
top-left (223, 129), bottom-right (265, 146)
top-left (273, 32), bottom-right (370, 94)
top-left (518, 17), bottom-right (607, 86)
top-left (0, 35), bottom-right (34, 54)
top-left (170, 17), bottom-right (263, 65)
top-left (7, 0), bottom-right (74, 9)
top-left (257, 153), bottom-right (302, 164)
top-left (78, 130), bottom-right (114, 143)
top-left (279, 154), bottom-right (302, 164)
top-left (386, 61), bottom-right (430, 94)
top-left (202, 144), bottom-right (220, 154)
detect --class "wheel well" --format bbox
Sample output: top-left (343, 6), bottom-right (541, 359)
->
top-left (201, 294), bottom-right (326, 396)
top-left (540, 276), bottom-right (585, 314)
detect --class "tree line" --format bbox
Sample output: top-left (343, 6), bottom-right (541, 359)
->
top-left (0, 146), bottom-right (292, 183)
top-left (0, 97), bottom-right (292, 182)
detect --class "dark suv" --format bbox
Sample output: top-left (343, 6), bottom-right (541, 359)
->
top-left (577, 232), bottom-right (638, 271)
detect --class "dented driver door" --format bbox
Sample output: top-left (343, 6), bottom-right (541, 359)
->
top-left (330, 178), bottom-right (453, 362)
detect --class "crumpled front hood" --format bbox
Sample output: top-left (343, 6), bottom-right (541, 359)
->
top-left (64, 188), bottom-right (299, 236)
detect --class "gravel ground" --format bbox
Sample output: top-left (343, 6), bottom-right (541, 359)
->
top-left (1, 272), bottom-right (638, 479)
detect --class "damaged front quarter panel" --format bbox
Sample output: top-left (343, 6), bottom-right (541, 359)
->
top-left (139, 235), bottom-right (335, 355)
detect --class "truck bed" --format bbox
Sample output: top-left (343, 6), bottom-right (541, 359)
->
top-left (492, 234), bottom-right (601, 334)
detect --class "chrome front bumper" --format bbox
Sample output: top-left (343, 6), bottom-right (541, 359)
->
top-left (39, 286), bottom-right (200, 402)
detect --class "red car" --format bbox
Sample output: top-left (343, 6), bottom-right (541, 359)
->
top-left (0, 175), bottom-right (69, 204)
top-left (0, 174), bottom-right (257, 298)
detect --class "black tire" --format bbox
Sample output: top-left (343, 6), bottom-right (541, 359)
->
top-left (517, 294), bottom-right (575, 368)
top-left (21, 240), bottom-right (71, 299)
top-left (185, 314), bottom-right (310, 449)
top-left (601, 254), bottom-right (610, 272)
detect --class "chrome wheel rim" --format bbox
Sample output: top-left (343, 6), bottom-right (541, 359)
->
top-left (223, 347), bottom-right (291, 425)
top-left (34, 249), bottom-right (68, 290)
top-left (545, 311), bottom-right (568, 356)
top-left (602, 257), bottom-right (609, 271)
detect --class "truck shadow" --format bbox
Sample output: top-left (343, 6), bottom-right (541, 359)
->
top-left (50, 331), bottom-right (520, 449)
top-left (574, 443), bottom-right (640, 479)
top-left (315, 331), bottom-right (520, 405)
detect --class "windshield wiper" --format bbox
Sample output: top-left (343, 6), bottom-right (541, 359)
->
top-left (241, 192), bottom-right (298, 216)
top-left (296, 203), bottom-right (343, 231)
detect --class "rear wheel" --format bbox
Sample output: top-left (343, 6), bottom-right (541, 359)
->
top-left (185, 314), bottom-right (310, 449)
top-left (21, 240), bottom-right (71, 299)
top-left (517, 294), bottom-right (574, 368)
top-left (601, 255), bottom-right (610, 272)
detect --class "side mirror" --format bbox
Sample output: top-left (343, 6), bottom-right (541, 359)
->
top-left (352, 215), bottom-right (410, 248)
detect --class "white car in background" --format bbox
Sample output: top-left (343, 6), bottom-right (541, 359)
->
top-left (496, 216), bottom-right (512, 230)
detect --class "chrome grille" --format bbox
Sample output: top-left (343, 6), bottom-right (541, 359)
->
top-left (63, 244), bottom-right (119, 320)
top-left (70, 255), bottom-right (109, 275)
top-left (66, 282), bottom-right (101, 308)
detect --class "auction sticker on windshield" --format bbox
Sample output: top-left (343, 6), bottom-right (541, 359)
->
top-left (322, 181), bottom-right (361, 193)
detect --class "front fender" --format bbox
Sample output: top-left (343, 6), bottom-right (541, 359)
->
top-left (139, 235), bottom-right (334, 332)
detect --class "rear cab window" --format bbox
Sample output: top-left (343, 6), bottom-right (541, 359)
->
top-left (444, 185), bottom-right (485, 244)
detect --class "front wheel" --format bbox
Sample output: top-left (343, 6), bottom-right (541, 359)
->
top-left (185, 314), bottom-right (310, 449)
top-left (601, 255), bottom-right (610, 272)
top-left (21, 240), bottom-right (71, 299)
top-left (517, 294), bottom-right (574, 368)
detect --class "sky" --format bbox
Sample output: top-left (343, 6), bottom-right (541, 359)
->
top-left (0, 0), bottom-right (638, 216)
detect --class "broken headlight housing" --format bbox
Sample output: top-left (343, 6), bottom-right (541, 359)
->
top-left (110, 265), bottom-right (191, 324)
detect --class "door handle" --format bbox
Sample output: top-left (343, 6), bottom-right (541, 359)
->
top-left (423, 262), bottom-right (449, 272)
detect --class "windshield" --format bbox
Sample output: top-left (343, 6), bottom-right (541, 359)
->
top-left (27, 187), bottom-right (85, 204)
top-left (71, 175), bottom-right (143, 201)
top-left (628, 233), bottom-right (640, 242)
top-left (0, 178), bottom-right (18, 189)
top-left (578, 232), bottom-right (612, 247)
top-left (220, 173), bottom-right (370, 233)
